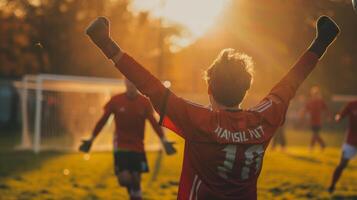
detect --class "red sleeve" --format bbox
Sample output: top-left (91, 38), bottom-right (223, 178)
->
top-left (160, 97), bottom-right (214, 141)
top-left (144, 99), bottom-right (164, 138)
top-left (115, 54), bottom-right (168, 114)
top-left (250, 51), bottom-right (319, 126)
top-left (339, 103), bottom-right (351, 119)
top-left (144, 99), bottom-right (154, 116)
top-left (115, 54), bottom-right (212, 141)
top-left (91, 100), bottom-right (113, 139)
top-left (104, 98), bottom-right (114, 113)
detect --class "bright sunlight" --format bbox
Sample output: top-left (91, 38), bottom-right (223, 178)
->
top-left (130, 0), bottom-right (229, 49)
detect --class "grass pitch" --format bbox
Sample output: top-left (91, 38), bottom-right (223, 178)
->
top-left (1, 130), bottom-right (357, 200)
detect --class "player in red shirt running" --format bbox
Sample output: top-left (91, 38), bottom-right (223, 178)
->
top-left (328, 100), bottom-right (357, 193)
top-left (86, 15), bottom-right (339, 200)
top-left (79, 79), bottom-right (176, 200)
top-left (302, 86), bottom-right (331, 150)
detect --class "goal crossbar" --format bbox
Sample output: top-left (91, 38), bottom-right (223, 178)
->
top-left (14, 74), bottom-right (162, 153)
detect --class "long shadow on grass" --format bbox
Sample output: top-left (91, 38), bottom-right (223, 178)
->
top-left (0, 134), bottom-right (64, 182)
top-left (285, 152), bottom-right (322, 164)
top-left (269, 182), bottom-right (325, 198)
top-left (0, 150), bottom-right (63, 182)
top-left (332, 195), bottom-right (357, 200)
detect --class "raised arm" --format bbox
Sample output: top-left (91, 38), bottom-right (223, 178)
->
top-left (272, 16), bottom-right (339, 103)
top-left (85, 17), bottom-right (167, 105)
top-left (251, 16), bottom-right (340, 126)
top-left (85, 17), bottom-right (212, 141)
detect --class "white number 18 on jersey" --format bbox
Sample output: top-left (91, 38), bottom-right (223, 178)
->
top-left (218, 144), bottom-right (264, 180)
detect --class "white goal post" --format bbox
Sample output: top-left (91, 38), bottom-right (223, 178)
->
top-left (331, 94), bottom-right (357, 103)
top-left (14, 74), bottom-right (162, 153)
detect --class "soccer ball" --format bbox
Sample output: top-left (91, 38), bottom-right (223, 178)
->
top-left (353, 0), bottom-right (357, 12)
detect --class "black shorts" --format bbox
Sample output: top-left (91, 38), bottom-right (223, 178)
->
top-left (114, 150), bottom-right (149, 175)
top-left (311, 125), bottom-right (321, 133)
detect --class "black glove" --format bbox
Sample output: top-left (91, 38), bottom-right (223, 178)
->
top-left (308, 16), bottom-right (340, 59)
top-left (86, 17), bottom-right (121, 59)
top-left (162, 141), bottom-right (177, 155)
top-left (79, 139), bottom-right (93, 153)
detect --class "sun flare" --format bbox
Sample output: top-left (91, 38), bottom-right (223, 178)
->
top-left (130, 0), bottom-right (229, 49)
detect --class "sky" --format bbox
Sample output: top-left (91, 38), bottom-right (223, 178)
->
top-left (130, 0), bottom-right (230, 49)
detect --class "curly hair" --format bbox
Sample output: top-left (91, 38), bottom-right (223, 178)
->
top-left (205, 48), bottom-right (254, 107)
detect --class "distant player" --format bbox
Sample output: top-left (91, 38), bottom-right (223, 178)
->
top-left (86, 15), bottom-right (339, 199)
top-left (302, 86), bottom-right (330, 150)
top-left (79, 79), bottom-right (176, 200)
top-left (271, 127), bottom-right (287, 151)
top-left (328, 100), bottom-right (357, 193)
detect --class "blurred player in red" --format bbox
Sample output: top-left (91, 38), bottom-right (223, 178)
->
top-left (302, 86), bottom-right (330, 150)
top-left (86, 15), bottom-right (339, 200)
top-left (328, 100), bottom-right (357, 193)
top-left (79, 79), bottom-right (176, 200)
top-left (271, 127), bottom-right (286, 151)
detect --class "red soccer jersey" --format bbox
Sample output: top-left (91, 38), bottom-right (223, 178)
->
top-left (114, 51), bottom-right (318, 199)
top-left (304, 98), bottom-right (328, 126)
top-left (105, 93), bottom-right (163, 152)
top-left (339, 100), bottom-right (357, 146)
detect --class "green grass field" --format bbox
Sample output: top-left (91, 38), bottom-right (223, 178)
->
top-left (1, 129), bottom-right (357, 200)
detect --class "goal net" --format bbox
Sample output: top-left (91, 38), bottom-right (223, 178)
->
top-left (14, 74), bottom-right (162, 153)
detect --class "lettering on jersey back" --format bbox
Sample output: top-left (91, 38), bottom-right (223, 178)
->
top-left (214, 126), bottom-right (264, 143)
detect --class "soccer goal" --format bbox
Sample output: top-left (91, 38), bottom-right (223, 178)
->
top-left (14, 74), bottom-right (162, 153)
top-left (331, 94), bottom-right (357, 113)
